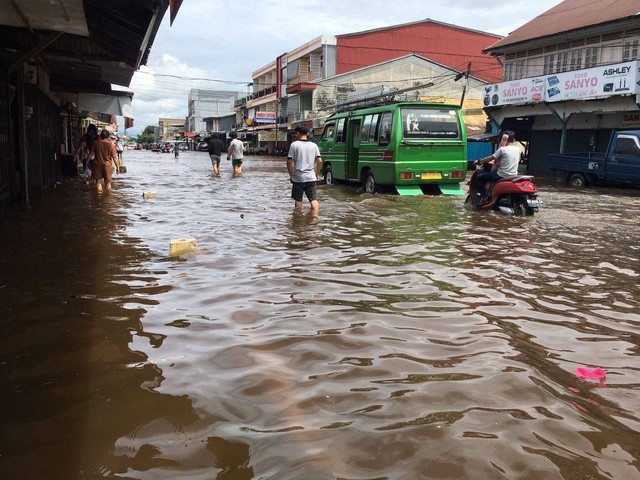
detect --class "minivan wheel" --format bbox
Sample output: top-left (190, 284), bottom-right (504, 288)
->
top-left (324, 165), bottom-right (334, 185)
top-left (364, 171), bottom-right (376, 194)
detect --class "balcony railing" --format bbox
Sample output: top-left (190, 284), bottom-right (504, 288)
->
top-left (234, 86), bottom-right (277, 108)
top-left (287, 73), bottom-right (312, 86)
top-left (288, 110), bottom-right (326, 123)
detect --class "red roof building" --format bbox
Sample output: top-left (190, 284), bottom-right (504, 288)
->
top-left (486, 0), bottom-right (640, 52)
top-left (337, 19), bottom-right (503, 84)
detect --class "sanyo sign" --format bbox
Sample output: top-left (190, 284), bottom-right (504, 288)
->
top-left (486, 60), bottom-right (640, 107)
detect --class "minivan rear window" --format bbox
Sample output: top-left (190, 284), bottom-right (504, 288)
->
top-left (378, 112), bottom-right (392, 147)
top-left (402, 109), bottom-right (459, 139)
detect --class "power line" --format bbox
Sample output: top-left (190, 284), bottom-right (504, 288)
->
top-left (136, 71), bottom-right (250, 85)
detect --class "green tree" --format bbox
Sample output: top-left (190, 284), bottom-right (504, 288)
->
top-left (136, 133), bottom-right (155, 144)
top-left (143, 125), bottom-right (155, 135)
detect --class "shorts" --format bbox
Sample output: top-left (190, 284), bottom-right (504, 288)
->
top-left (232, 158), bottom-right (243, 167)
top-left (291, 181), bottom-right (318, 202)
top-left (209, 154), bottom-right (221, 166)
top-left (92, 161), bottom-right (113, 181)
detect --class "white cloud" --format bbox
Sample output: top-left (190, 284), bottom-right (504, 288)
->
top-left (123, 0), bottom-right (562, 135)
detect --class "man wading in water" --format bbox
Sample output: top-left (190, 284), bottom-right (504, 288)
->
top-left (89, 129), bottom-right (120, 193)
top-left (286, 125), bottom-right (322, 212)
top-left (227, 131), bottom-right (244, 176)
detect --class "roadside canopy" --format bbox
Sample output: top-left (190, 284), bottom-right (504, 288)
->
top-left (77, 93), bottom-right (133, 118)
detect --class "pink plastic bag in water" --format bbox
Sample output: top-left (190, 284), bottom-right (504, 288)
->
top-left (575, 367), bottom-right (606, 380)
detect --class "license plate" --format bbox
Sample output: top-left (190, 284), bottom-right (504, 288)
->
top-left (421, 172), bottom-right (442, 180)
top-left (527, 198), bottom-right (542, 208)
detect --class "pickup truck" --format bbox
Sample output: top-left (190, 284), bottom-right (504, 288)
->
top-left (548, 130), bottom-right (640, 187)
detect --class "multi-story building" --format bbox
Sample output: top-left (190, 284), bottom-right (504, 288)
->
top-left (187, 89), bottom-right (242, 134)
top-left (203, 114), bottom-right (236, 136)
top-left (235, 20), bottom-right (502, 151)
top-left (158, 118), bottom-right (185, 142)
top-left (483, 0), bottom-right (640, 173)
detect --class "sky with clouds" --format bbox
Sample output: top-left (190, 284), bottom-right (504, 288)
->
top-left (123, 0), bottom-right (562, 135)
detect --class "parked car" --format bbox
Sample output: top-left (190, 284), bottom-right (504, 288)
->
top-left (243, 142), bottom-right (266, 155)
top-left (197, 141), bottom-right (209, 152)
top-left (548, 130), bottom-right (640, 187)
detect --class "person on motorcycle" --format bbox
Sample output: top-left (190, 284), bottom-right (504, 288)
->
top-left (473, 130), bottom-right (520, 203)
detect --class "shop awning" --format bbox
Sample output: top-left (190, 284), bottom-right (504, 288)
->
top-left (468, 132), bottom-right (500, 141)
top-left (77, 93), bottom-right (133, 117)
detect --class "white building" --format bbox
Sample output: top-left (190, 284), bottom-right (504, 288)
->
top-left (187, 89), bottom-right (243, 133)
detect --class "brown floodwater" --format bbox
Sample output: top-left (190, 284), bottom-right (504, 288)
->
top-left (1, 149), bottom-right (639, 480)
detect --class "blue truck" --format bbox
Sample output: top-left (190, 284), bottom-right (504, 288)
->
top-left (547, 130), bottom-right (640, 187)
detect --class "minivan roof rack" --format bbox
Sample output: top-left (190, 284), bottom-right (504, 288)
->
top-left (328, 81), bottom-right (436, 113)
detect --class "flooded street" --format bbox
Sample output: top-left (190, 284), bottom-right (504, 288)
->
top-left (2, 149), bottom-right (640, 480)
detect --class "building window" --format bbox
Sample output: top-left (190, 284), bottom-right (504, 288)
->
top-left (623, 40), bottom-right (639, 62)
top-left (585, 47), bottom-right (599, 68)
top-left (570, 49), bottom-right (583, 70)
top-left (504, 61), bottom-right (514, 81)
top-left (559, 52), bottom-right (569, 72)
top-left (544, 54), bottom-right (555, 75)
top-left (504, 60), bottom-right (525, 81)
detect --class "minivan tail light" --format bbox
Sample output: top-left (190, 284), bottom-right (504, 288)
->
top-left (382, 150), bottom-right (394, 161)
top-left (399, 172), bottom-right (414, 179)
top-left (451, 171), bottom-right (464, 179)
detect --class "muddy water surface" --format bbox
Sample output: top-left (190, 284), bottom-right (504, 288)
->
top-left (1, 149), bottom-right (639, 480)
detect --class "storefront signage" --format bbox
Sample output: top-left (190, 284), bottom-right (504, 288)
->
top-left (546, 61), bottom-right (637, 103)
top-left (483, 77), bottom-right (545, 106)
top-left (258, 130), bottom-right (287, 142)
top-left (623, 112), bottom-right (640, 126)
top-left (486, 60), bottom-right (640, 107)
top-left (255, 111), bottom-right (277, 123)
top-left (461, 108), bottom-right (485, 116)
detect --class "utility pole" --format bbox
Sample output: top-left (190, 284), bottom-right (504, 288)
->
top-left (457, 62), bottom-right (472, 108)
top-left (275, 100), bottom-right (279, 154)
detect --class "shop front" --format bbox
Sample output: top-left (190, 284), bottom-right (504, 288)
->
top-left (484, 60), bottom-right (640, 174)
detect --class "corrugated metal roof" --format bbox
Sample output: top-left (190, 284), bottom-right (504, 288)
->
top-left (336, 20), bottom-right (503, 83)
top-left (0, 0), bottom-right (88, 36)
top-left (0, 0), bottom-right (174, 92)
top-left (486, 0), bottom-right (640, 52)
top-left (337, 18), bottom-right (501, 41)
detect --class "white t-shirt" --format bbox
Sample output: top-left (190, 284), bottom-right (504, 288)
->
top-left (288, 140), bottom-right (321, 183)
top-left (229, 138), bottom-right (244, 159)
top-left (494, 145), bottom-right (520, 177)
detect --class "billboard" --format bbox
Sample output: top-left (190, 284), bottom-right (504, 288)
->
top-left (483, 77), bottom-right (545, 107)
top-left (255, 111), bottom-right (277, 123)
top-left (486, 60), bottom-right (640, 107)
top-left (545, 61), bottom-right (637, 102)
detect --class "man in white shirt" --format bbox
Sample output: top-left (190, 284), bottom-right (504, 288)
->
top-left (227, 131), bottom-right (244, 176)
top-left (287, 125), bottom-right (322, 212)
top-left (473, 130), bottom-right (520, 202)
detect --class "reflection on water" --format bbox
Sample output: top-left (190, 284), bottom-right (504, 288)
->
top-left (1, 150), bottom-right (639, 479)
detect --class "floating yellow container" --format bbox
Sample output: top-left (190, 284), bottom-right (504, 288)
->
top-left (169, 238), bottom-right (197, 257)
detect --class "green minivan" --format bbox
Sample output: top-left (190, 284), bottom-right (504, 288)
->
top-left (317, 102), bottom-right (467, 196)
